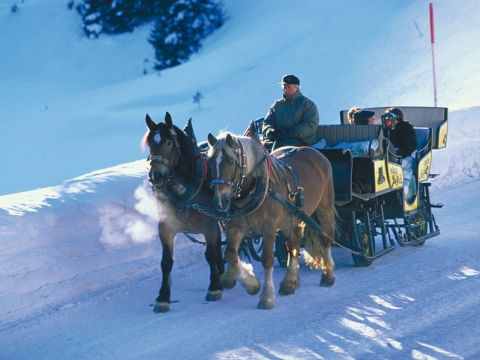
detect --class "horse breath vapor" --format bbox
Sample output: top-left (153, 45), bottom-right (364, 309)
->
top-left (98, 183), bottom-right (162, 247)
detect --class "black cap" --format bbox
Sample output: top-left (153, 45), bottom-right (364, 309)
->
top-left (279, 74), bottom-right (300, 86)
top-left (353, 110), bottom-right (375, 125)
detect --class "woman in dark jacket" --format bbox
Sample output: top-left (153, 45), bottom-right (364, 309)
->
top-left (385, 107), bottom-right (416, 158)
top-left (384, 107), bottom-right (417, 202)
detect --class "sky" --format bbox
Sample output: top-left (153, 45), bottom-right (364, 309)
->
top-left (1, 0), bottom-right (480, 359)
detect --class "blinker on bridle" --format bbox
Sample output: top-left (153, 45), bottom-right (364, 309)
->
top-left (148, 128), bottom-right (180, 187)
top-left (209, 144), bottom-right (247, 199)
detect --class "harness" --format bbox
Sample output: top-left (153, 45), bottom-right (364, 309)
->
top-left (209, 141), bottom-right (272, 220)
top-left (229, 147), bottom-right (271, 218)
top-left (149, 132), bottom-right (207, 210)
top-left (222, 144), bottom-right (328, 237)
top-left (209, 141), bottom-right (247, 199)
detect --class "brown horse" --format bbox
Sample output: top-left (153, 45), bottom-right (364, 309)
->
top-left (206, 132), bottom-right (336, 309)
top-left (142, 112), bottom-right (224, 312)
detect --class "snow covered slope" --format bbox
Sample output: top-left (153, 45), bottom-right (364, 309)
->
top-left (1, 0), bottom-right (480, 194)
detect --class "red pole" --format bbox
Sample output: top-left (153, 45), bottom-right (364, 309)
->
top-left (429, 2), bottom-right (438, 107)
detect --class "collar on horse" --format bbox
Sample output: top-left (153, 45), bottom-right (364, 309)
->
top-left (222, 141), bottom-right (272, 218)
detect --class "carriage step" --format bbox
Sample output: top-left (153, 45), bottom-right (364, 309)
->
top-left (429, 173), bottom-right (440, 178)
top-left (430, 202), bottom-right (444, 208)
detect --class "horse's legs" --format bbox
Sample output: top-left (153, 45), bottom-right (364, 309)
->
top-left (222, 226), bottom-right (240, 289)
top-left (204, 222), bottom-right (224, 301)
top-left (320, 240), bottom-right (335, 287)
top-left (279, 225), bottom-right (302, 295)
top-left (154, 223), bottom-right (175, 313)
top-left (223, 226), bottom-right (260, 294)
top-left (316, 209), bottom-right (336, 287)
top-left (258, 229), bottom-right (276, 309)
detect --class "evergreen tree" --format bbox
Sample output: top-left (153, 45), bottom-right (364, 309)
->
top-left (149, 0), bottom-right (224, 70)
top-left (77, 0), bottom-right (164, 37)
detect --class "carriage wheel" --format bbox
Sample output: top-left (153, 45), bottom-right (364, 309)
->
top-left (352, 222), bottom-right (373, 267)
top-left (246, 234), bottom-right (263, 262)
top-left (274, 232), bottom-right (288, 267)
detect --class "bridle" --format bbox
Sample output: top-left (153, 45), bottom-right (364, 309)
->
top-left (209, 139), bottom-right (270, 200)
top-left (209, 142), bottom-right (247, 199)
top-left (148, 129), bottom-right (181, 188)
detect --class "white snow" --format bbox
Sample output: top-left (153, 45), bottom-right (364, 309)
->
top-left (1, 0), bottom-right (480, 359)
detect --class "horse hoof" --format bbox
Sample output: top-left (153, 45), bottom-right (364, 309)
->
top-left (205, 290), bottom-right (222, 301)
top-left (245, 277), bottom-right (261, 295)
top-left (257, 299), bottom-right (275, 310)
top-left (320, 275), bottom-right (335, 287)
top-left (153, 301), bottom-right (170, 313)
top-left (278, 282), bottom-right (296, 295)
top-left (222, 278), bottom-right (237, 290)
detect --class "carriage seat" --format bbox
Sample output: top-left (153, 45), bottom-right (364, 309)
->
top-left (313, 125), bottom-right (383, 158)
top-left (414, 127), bottom-right (432, 160)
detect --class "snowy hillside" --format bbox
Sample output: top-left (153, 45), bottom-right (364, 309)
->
top-left (1, 0), bottom-right (480, 359)
top-left (2, 0), bottom-right (480, 194)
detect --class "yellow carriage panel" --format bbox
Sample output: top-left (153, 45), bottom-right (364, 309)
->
top-left (387, 162), bottom-right (403, 190)
top-left (374, 160), bottom-right (389, 193)
top-left (404, 194), bottom-right (418, 212)
top-left (418, 151), bottom-right (432, 182)
top-left (437, 121), bottom-right (448, 149)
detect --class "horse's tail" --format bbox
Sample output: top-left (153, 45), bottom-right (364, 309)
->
top-left (303, 206), bottom-right (337, 270)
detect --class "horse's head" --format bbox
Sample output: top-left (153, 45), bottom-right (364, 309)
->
top-left (143, 112), bottom-right (181, 188)
top-left (207, 133), bottom-right (241, 212)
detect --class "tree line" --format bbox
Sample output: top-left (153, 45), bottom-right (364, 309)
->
top-left (76, 0), bottom-right (224, 71)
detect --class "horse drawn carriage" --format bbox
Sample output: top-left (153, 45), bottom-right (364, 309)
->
top-left (143, 106), bottom-right (448, 311)
top-left (244, 106), bottom-right (448, 267)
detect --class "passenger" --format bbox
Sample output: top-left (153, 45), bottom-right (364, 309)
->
top-left (384, 107), bottom-right (416, 158)
top-left (384, 107), bottom-right (417, 201)
top-left (347, 106), bottom-right (361, 124)
top-left (262, 74), bottom-right (319, 150)
top-left (352, 109), bottom-right (378, 125)
top-left (328, 109), bottom-right (380, 156)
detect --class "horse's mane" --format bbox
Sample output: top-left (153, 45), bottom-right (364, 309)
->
top-left (172, 124), bottom-right (193, 164)
top-left (140, 128), bottom-right (150, 150)
top-left (208, 132), bottom-right (266, 177)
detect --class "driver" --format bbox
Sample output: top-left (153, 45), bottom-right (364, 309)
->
top-left (262, 74), bottom-right (319, 150)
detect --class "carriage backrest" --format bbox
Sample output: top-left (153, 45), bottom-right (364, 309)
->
top-left (414, 127), bottom-right (432, 152)
top-left (316, 124), bottom-right (383, 154)
top-left (339, 106), bottom-right (448, 149)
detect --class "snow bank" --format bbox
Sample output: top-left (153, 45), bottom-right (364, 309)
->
top-left (0, 161), bottom-right (163, 327)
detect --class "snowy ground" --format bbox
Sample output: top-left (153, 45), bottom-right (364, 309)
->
top-left (0, 181), bottom-right (479, 359)
top-left (1, 107), bottom-right (479, 359)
